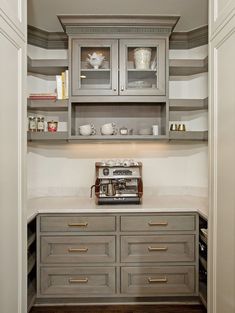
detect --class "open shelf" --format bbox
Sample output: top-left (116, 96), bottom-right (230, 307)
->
top-left (169, 130), bottom-right (208, 141)
top-left (70, 135), bottom-right (168, 141)
top-left (199, 256), bottom-right (207, 271)
top-left (169, 57), bottom-right (208, 76)
top-left (27, 232), bottom-right (36, 249)
top-left (28, 252), bottom-right (36, 275)
top-left (28, 131), bottom-right (68, 141)
top-left (27, 56), bottom-right (68, 75)
top-left (199, 282), bottom-right (207, 308)
top-left (169, 98), bottom-right (208, 111)
top-left (27, 277), bottom-right (36, 312)
top-left (27, 99), bottom-right (68, 111)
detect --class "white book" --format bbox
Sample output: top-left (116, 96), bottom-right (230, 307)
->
top-left (56, 75), bottom-right (63, 100)
top-left (65, 70), bottom-right (69, 99)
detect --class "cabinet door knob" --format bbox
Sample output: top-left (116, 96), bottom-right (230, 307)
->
top-left (113, 88), bottom-right (117, 92)
top-left (121, 86), bottom-right (124, 91)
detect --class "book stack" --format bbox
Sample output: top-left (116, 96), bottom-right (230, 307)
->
top-left (29, 93), bottom-right (57, 100)
top-left (56, 70), bottom-right (69, 100)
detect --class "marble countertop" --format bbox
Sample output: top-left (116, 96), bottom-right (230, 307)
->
top-left (27, 195), bottom-right (208, 223)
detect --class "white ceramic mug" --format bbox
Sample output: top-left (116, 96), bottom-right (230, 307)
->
top-left (79, 124), bottom-right (96, 136)
top-left (152, 125), bottom-right (159, 136)
top-left (101, 123), bottom-right (117, 135)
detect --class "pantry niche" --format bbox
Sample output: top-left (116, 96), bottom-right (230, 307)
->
top-left (27, 15), bottom-right (208, 142)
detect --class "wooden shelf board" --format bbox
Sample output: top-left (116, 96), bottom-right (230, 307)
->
top-left (81, 69), bottom-right (111, 72)
top-left (27, 56), bottom-right (68, 75)
top-left (169, 57), bottom-right (208, 76)
top-left (27, 232), bottom-right (36, 249)
top-left (27, 252), bottom-right (36, 275)
top-left (169, 98), bottom-right (208, 111)
top-left (199, 256), bottom-right (207, 271)
top-left (27, 131), bottom-right (68, 141)
top-left (169, 131), bottom-right (208, 141)
top-left (200, 233), bottom-right (208, 245)
top-left (27, 99), bottom-right (68, 111)
top-left (199, 282), bottom-right (207, 308)
top-left (70, 135), bottom-right (168, 141)
top-left (127, 69), bottom-right (157, 72)
top-left (27, 278), bottom-right (36, 312)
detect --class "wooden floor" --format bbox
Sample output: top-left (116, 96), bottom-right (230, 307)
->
top-left (30, 305), bottom-right (206, 313)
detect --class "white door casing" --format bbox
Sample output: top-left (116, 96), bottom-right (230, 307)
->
top-left (0, 0), bottom-right (27, 312)
top-left (208, 1), bottom-right (235, 313)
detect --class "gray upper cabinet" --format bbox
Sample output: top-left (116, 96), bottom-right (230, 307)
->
top-left (119, 39), bottom-right (166, 96)
top-left (71, 39), bottom-right (118, 96)
top-left (71, 38), bottom-right (166, 97)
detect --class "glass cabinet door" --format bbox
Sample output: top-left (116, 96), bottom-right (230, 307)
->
top-left (72, 39), bottom-right (118, 96)
top-left (119, 39), bottom-right (166, 96)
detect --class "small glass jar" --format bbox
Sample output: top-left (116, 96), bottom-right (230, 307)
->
top-left (29, 116), bottom-right (37, 132)
top-left (37, 116), bottom-right (45, 132)
top-left (47, 120), bottom-right (58, 132)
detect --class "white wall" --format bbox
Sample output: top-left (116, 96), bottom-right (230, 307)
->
top-left (27, 44), bottom-right (208, 198)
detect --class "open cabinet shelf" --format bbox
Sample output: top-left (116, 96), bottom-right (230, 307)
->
top-left (169, 98), bottom-right (208, 111)
top-left (28, 131), bottom-right (68, 141)
top-left (169, 130), bottom-right (208, 141)
top-left (27, 99), bottom-right (68, 111)
top-left (27, 56), bottom-right (68, 75)
top-left (169, 57), bottom-right (208, 76)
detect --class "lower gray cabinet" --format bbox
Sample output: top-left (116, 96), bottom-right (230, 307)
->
top-left (37, 213), bottom-right (198, 300)
top-left (121, 266), bottom-right (195, 295)
top-left (40, 267), bottom-right (116, 296)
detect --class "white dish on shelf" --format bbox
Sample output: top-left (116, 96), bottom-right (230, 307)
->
top-left (128, 80), bottom-right (152, 88)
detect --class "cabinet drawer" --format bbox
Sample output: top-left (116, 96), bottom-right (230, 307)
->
top-left (40, 267), bottom-right (116, 296)
top-left (121, 266), bottom-right (195, 295)
top-left (121, 235), bottom-right (195, 263)
top-left (41, 236), bottom-right (115, 263)
top-left (121, 215), bottom-right (195, 232)
top-left (40, 215), bottom-right (116, 232)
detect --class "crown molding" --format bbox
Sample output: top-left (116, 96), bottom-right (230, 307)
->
top-left (170, 25), bottom-right (208, 49)
top-left (28, 24), bottom-right (208, 50)
top-left (28, 25), bottom-right (68, 49)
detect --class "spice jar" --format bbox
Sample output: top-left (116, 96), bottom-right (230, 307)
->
top-left (29, 116), bottom-right (37, 132)
top-left (47, 120), bottom-right (58, 132)
top-left (37, 116), bottom-right (45, 132)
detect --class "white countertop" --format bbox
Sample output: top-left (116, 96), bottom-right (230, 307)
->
top-left (27, 195), bottom-right (208, 223)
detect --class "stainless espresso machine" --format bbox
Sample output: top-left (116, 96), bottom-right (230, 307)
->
top-left (90, 160), bottom-right (143, 205)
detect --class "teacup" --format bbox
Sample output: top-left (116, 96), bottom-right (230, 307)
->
top-left (79, 124), bottom-right (96, 136)
top-left (101, 123), bottom-right (117, 135)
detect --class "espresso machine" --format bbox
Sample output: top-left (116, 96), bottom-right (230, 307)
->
top-left (90, 160), bottom-right (143, 205)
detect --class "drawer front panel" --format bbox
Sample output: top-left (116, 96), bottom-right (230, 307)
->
top-left (121, 215), bottom-right (195, 232)
top-left (121, 235), bottom-right (195, 263)
top-left (121, 266), bottom-right (195, 295)
top-left (40, 216), bottom-right (116, 232)
top-left (40, 267), bottom-right (116, 296)
top-left (41, 236), bottom-right (115, 263)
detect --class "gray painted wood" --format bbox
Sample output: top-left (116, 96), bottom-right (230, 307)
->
top-left (169, 98), bottom-right (208, 111)
top-left (27, 132), bottom-right (68, 141)
top-left (169, 58), bottom-right (208, 76)
top-left (27, 56), bottom-right (68, 75)
top-left (121, 215), bottom-right (196, 232)
top-left (40, 215), bottom-right (116, 232)
top-left (27, 99), bottom-right (68, 111)
top-left (40, 267), bottom-right (116, 296)
top-left (121, 266), bottom-right (195, 295)
top-left (169, 131), bottom-right (208, 141)
top-left (40, 235), bottom-right (116, 263)
top-left (28, 25), bottom-right (208, 51)
top-left (37, 213), bottom-right (198, 300)
top-left (121, 235), bottom-right (195, 263)
top-left (170, 25), bottom-right (208, 50)
top-left (58, 15), bottom-right (180, 35)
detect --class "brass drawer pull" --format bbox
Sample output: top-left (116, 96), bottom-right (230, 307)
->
top-left (68, 248), bottom-right (88, 253)
top-left (148, 277), bottom-right (168, 283)
top-left (148, 222), bottom-right (168, 226)
top-left (68, 222), bottom-right (88, 227)
top-left (148, 246), bottom-right (168, 252)
top-left (69, 278), bottom-right (88, 284)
